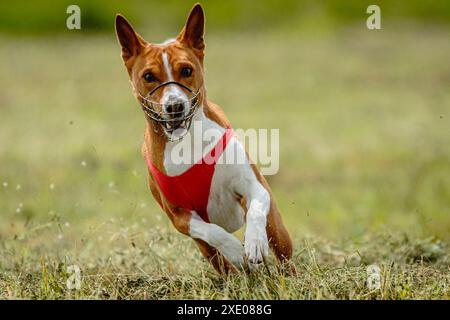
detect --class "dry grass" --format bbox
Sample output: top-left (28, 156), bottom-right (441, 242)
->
top-left (1, 222), bottom-right (448, 299)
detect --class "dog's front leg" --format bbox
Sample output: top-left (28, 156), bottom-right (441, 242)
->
top-left (242, 182), bottom-right (271, 267)
top-left (189, 213), bottom-right (245, 270)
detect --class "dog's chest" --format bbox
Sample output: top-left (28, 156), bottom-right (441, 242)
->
top-left (162, 111), bottom-right (247, 232)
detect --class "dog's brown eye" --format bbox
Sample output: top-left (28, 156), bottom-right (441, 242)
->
top-left (143, 72), bottom-right (155, 82)
top-left (181, 67), bottom-right (192, 77)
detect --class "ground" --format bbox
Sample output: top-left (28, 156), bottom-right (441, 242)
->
top-left (0, 24), bottom-right (449, 299)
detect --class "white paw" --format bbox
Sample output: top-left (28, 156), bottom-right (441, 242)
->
top-left (217, 235), bottom-right (245, 269)
top-left (244, 221), bottom-right (269, 267)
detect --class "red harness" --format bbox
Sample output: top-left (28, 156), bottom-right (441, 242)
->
top-left (145, 128), bottom-right (234, 223)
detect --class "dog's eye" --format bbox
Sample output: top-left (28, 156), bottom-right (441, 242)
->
top-left (143, 72), bottom-right (155, 82)
top-left (180, 67), bottom-right (192, 78)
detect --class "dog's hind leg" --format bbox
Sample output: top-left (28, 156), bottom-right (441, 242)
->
top-left (266, 200), bottom-right (293, 266)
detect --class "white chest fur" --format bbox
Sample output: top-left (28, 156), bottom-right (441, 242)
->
top-left (162, 108), bottom-right (259, 232)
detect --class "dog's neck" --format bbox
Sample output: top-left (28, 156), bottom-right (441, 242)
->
top-left (144, 98), bottom-right (229, 175)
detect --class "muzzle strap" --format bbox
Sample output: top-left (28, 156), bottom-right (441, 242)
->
top-left (149, 81), bottom-right (193, 96)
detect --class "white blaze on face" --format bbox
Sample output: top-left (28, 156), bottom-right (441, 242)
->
top-left (161, 51), bottom-right (190, 117)
top-left (160, 38), bottom-right (176, 45)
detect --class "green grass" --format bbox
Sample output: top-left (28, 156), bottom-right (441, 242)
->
top-left (0, 24), bottom-right (449, 299)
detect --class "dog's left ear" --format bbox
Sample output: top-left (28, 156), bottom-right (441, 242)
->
top-left (177, 3), bottom-right (205, 56)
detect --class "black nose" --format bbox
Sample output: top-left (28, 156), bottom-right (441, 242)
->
top-left (165, 103), bottom-right (184, 114)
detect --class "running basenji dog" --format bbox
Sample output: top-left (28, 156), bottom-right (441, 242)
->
top-left (115, 3), bottom-right (292, 273)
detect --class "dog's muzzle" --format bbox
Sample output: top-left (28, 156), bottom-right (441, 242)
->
top-left (136, 81), bottom-right (201, 141)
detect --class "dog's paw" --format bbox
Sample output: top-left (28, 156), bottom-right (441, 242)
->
top-left (217, 235), bottom-right (245, 269)
top-left (244, 222), bottom-right (269, 267)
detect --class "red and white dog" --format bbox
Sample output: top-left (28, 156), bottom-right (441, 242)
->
top-left (115, 4), bottom-right (292, 273)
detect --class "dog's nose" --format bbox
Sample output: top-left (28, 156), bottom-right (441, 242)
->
top-left (165, 102), bottom-right (185, 114)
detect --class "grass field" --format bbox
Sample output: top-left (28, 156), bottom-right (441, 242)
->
top-left (0, 24), bottom-right (449, 299)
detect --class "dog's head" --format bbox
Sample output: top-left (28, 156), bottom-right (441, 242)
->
top-left (115, 4), bottom-right (206, 140)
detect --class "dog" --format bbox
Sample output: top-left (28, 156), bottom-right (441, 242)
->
top-left (115, 3), bottom-right (292, 273)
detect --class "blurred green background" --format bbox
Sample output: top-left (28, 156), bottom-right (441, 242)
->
top-left (0, 0), bottom-right (449, 264)
top-left (1, 0), bottom-right (450, 35)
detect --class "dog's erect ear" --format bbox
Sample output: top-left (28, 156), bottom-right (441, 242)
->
top-left (177, 3), bottom-right (205, 53)
top-left (115, 14), bottom-right (146, 61)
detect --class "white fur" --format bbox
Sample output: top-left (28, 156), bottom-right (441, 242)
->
top-left (161, 51), bottom-right (191, 140)
top-left (160, 38), bottom-right (176, 45)
top-left (163, 108), bottom-right (271, 268)
top-left (161, 52), bottom-right (188, 108)
top-left (189, 212), bottom-right (244, 268)
top-left (161, 51), bottom-right (174, 82)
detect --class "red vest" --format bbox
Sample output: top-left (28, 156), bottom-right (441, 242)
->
top-left (145, 128), bottom-right (234, 223)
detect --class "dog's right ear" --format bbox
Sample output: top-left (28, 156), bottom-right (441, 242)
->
top-left (115, 14), bottom-right (145, 61)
